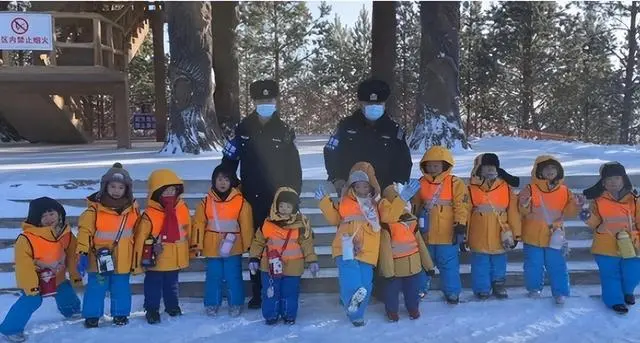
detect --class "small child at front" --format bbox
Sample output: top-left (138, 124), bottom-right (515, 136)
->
top-left (316, 161), bottom-right (381, 327)
top-left (248, 187), bottom-right (318, 325)
top-left (0, 197), bottom-right (82, 342)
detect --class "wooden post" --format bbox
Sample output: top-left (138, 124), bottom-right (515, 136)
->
top-left (106, 23), bottom-right (115, 68)
top-left (114, 82), bottom-right (132, 149)
top-left (93, 18), bottom-right (103, 66)
top-left (48, 15), bottom-right (56, 65)
top-left (1, 50), bottom-right (9, 66)
top-left (151, 4), bottom-right (167, 142)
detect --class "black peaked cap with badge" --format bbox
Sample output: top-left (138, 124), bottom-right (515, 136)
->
top-left (250, 79), bottom-right (279, 100)
top-left (357, 79), bottom-right (390, 103)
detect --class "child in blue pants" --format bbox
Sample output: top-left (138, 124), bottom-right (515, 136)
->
top-left (193, 165), bottom-right (254, 317)
top-left (249, 188), bottom-right (318, 325)
top-left (467, 154), bottom-right (521, 299)
top-left (0, 197), bottom-right (82, 342)
top-left (318, 162), bottom-right (381, 326)
top-left (519, 156), bottom-right (580, 305)
top-left (582, 162), bottom-right (640, 314)
top-left (76, 163), bottom-right (140, 327)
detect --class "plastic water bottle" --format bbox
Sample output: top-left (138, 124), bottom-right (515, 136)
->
top-left (418, 208), bottom-right (430, 234)
top-left (342, 234), bottom-right (354, 261)
top-left (219, 233), bottom-right (236, 257)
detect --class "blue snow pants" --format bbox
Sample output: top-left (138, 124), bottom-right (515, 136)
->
top-left (260, 272), bottom-right (301, 321)
top-left (594, 254), bottom-right (640, 308)
top-left (420, 244), bottom-right (461, 297)
top-left (336, 257), bottom-right (373, 322)
top-left (205, 256), bottom-right (244, 307)
top-left (143, 270), bottom-right (180, 312)
top-left (82, 272), bottom-right (131, 318)
top-left (471, 252), bottom-right (507, 294)
top-left (384, 273), bottom-right (421, 314)
top-left (0, 281), bottom-right (80, 335)
top-left (523, 244), bottom-right (570, 297)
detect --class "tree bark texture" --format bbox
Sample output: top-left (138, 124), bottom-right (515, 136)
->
top-left (212, 1), bottom-right (241, 139)
top-left (620, 1), bottom-right (638, 145)
top-left (152, 4), bottom-right (168, 142)
top-left (371, 1), bottom-right (397, 117)
top-left (163, 1), bottom-right (222, 154)
top-left (409, 1), bottom-right (469, 151)
top-left (520, 2), bottom-right (534, 130)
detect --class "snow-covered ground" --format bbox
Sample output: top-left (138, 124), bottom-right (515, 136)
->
top-left (0, 287), bottom-right (637, 343)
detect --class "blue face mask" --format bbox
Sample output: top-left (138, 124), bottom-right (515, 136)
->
top-left (363, 104), bottom-right (385, 121)
top-left (256, 104), bottom-right (276, 118)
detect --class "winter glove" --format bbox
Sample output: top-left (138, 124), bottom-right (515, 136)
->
top-left (332, 179), bottom-right (346, 195)
top-left (399, 179), bottom-right (421, 202)
top-left (459, 242), bottom-right (469, 253)
top-left (510, 239), bottom-right (519, 250)
top-left (315, 184), bottom-right (327, 200)
top-left (579, 209), bottom-right (591, 222)
top-left (453, 224), bottom-right (466, 245)
top-left (426, 269), bottom-right (436, 277)
top-left (249, 258), bottom-right (260, 275)
top-left (76, 253), bottom-right (89, 277)
top-left (308, 262), bottom-right (320, 277)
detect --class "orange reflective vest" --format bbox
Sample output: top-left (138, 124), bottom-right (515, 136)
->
top-left (596, 197), bottom-right (636, 235)
top-left (389, 222), bottom-right (419, 258)
top-left (419, 175), bottom-right (453, 208)
top-left (205, 193), bottom-right (242, 233)
top-left (23, 231), bottom-right (70, 271)
top-left (470, 183), bottom-right (510, 216)
top-left (528, 184), bottom-right (569, 225)
top-left (94, 209), bottom-right (138, 245)
top-left (261, 221), bottom-right (303, 261)
top-left (147, 203), bottom-right (191, 242)
top-left (339, 196), bottom-right (369, 223)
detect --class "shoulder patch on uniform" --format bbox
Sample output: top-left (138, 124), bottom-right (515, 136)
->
top-left (223, 138), bottom-right (239, 160)
top-left (325, 135), bottom-right (340, 151)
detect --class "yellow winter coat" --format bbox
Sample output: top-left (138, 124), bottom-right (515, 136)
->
top-left (320, 162), bottom-right (382, 266)
top-left (249, 187), bottom-right (317, 276)
top-left (192, 188), bottom-right (254, 257)
top-left (132, 169), bottom-right (193, 273)
top-left (411, 146), bottom-right (469, 245)
top-left (467, 156), bottom-right (522, 254)
top-left (585, 191), bottom-right (640, 257)
top-left (15, 223), bottom-right (82, 296)
top-left (519, 156), bottom-right (579, 247)
top-left (76, 198), bottom-right (140, 274)
top-left (378, 186), bottom-right (434, 278)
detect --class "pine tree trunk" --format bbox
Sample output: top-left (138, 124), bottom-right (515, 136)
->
top-left (212, 1), bottom-right (240, 139)
top-left (409, 1), bottom-right (469, 151)
top-left (620, 1), bottom-right (638, 145)
top-left (520, 3), bottom-right (534, 130)
top-left (371, 1), bottom-right (397, 117)
top-left (163, 1), bottom-right (222, 154)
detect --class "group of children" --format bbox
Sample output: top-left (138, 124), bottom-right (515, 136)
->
top-left (2, 146), bottom-right (640, 340)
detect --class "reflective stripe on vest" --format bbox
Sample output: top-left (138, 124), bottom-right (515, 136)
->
top-left (23, 231), bottom-right (70, 271)
top-left (262, 221), bottom-right (303, 261)
top-left (205, 193), bottom-right (242, 233)
top-left (595, 196), bottom-right (636, 235)
top-left (527, 184), bottom-right (569, 224)
top-left (147, 203), bottom-right (191, 242)
top-left (341, 214), bottom-right (367, 224)
top-left (94, 209), bottom-right (138, 245)
top-left (469, 182), bottom-right (510, 214)
top-left (419, 175), bottom-right (453, 208)
top-left (389, 222), bottom-right (419, 258)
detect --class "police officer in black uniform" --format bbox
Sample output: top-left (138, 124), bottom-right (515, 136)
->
top-left (221, 79), bottom-right (302, 309)
top-left (324, 79), bottom-right (412, 193)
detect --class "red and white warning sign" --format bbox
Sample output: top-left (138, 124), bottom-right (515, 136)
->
top-left (0, 13), bottom-right (53, 51)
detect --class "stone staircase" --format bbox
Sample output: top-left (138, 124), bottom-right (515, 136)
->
top-left (0, 177), bottom-right (608, 296)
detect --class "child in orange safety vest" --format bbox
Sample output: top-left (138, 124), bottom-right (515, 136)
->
top-left (378, 184), bottom-right (435, 322)
top-left (248, 187), bottom-right (318, 325)
top-left (192, 164), bottom-right (254, 317)
top-left (132, 169), bottom-right (195, 325)
top-left (316, 161), bottom-right (381, 327)
top-left (467, 153), bottom-right (521, 300)
top-left (76, 163), bottom-right (140, 328)
top-left (582, 162), bottom-right (640, 314)
top-left (519, 156), bottom-right (581, 305)
top-left (0, 197), bottom-right (82, 343)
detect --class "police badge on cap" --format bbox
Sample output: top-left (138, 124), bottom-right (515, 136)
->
top-left (250, 79), bottom-right (279, 100)
top-left (358, 79), bottom-right (390, 103)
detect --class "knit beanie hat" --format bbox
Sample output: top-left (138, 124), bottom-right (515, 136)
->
top-left (99, 162), bottom-right (133, 200)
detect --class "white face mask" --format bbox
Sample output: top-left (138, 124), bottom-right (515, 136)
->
top-left (256, 104), bottom-right (276, 118)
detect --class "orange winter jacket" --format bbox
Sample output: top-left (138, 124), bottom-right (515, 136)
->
top-left (585, 191), bottom-right (640, 257)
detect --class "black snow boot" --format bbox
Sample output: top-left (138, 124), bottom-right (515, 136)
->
top-left (146, 311), bottom-right (161, 324)
top-left (283, 318), bottom-right (296, 325)
top-left (113, 316), bottom-right (129, 326)
top-left (166, 307), bottom-right (182, 317)
top-left (625, 294), bottom-right (636, 305)
top-left (613, 304), bottom-right (629, 314)
top-left (492, 280), bottom-right (508, 299)
top-left (248, 297), bottom-right (262, 310)
top-left (84, 318), bottom-right (99, 328)
top-left (265, 318), bottom-right (279, 326)
top-left (475, 292), bottom-right (491, 300)
top-left (445, 294), bottom-right (459, 304)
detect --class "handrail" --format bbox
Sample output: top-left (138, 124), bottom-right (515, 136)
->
top-left (47, 11), bottom-right (125, 33)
